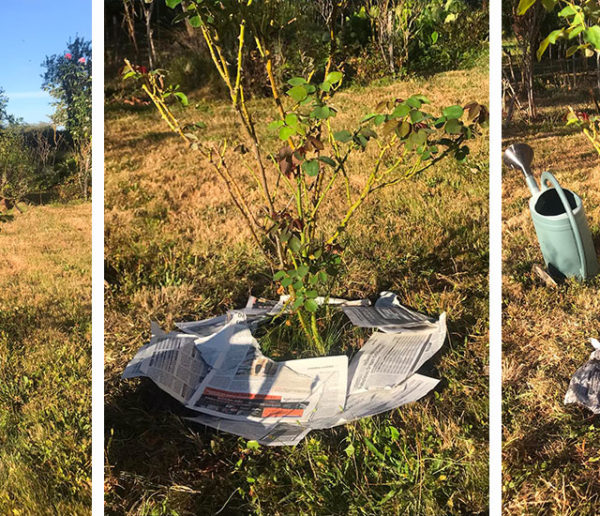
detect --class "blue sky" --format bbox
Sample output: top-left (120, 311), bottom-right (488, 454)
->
top-left (0, 1), bottom-right (91, 124)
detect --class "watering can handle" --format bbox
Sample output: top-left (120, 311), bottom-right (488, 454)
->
top-left (540, 171), bottom-right (587, 279)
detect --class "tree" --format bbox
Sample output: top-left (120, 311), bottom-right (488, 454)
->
top-left (42, 38), bottom-right (92, 199)
top-left (0, 126), bottom-right (36, 210)
top-left (367, 0), bottom-right (425, 75)
top-left (513, 0), bottom-right (545, 118)
top-left (0, 88), bottom-right (7, 125)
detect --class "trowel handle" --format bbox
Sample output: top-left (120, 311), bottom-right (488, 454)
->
top-left (540, 171), bottom-right (587, 279)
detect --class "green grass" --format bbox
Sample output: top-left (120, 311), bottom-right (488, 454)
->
top-left (0, 203), bottom-right (91, 514)
top-left (105, 65), bottom-right (489, 514)
top-left (503, 87), bottom-right (600, 514)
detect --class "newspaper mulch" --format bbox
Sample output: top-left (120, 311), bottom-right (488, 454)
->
top-left (123, 291), bottom-right (446, 446)
top-left (564, 338), bottom-right (600, 415)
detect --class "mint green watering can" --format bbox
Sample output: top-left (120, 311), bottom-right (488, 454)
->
top-left (504, 143), bottom-right (598, 281)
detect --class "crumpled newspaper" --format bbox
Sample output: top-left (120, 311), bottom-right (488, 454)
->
top-left (564, 338), bottom-right (600, 415)
top-left (123, 291), bottom-right (446, 445)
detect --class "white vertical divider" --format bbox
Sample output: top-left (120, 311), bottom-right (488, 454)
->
top-left (489, 0), bottom-right (503, 513)
top-left (91, 0), bottom-right (104, 513)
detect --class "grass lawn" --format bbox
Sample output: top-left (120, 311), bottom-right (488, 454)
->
top-left (0, 202), bottom-right (91, 514)
top-left (105, 65), bottom-right (489, 514)
top-left (503, 88), bottom-right (600, 514)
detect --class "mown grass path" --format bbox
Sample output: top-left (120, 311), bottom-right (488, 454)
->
top-left (0, 202), bottom-right (91, 514)
top-left (105, 66), bottom-right (489, 514)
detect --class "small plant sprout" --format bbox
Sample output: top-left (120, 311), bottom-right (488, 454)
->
top-left (122, 0), bottom-right (487, 352)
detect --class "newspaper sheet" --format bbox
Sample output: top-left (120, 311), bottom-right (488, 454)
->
top-left (347, 314), bottom-right (446, 393)
top-left (564, 338), bottom-right (600, 414)
top-left (186, 346), bottom-right (347, 423)
top-left (186, 413), bottom-right (311, 446)
top-left (192, 319), bottom-right (260, 369)
top-left (332, 373), bottom-right (440, 426)
top-left (341, 305), bottom-right (436, 331)
top-left (123, 293), bottom-right (445, 446)
top-left (122, 333), bottom-right (210, 404)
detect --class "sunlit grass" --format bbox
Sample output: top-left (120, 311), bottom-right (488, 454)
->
top-left (0, 203), bottom-right (91, 514)
top-left (503, 88), bottom-right (600, 515)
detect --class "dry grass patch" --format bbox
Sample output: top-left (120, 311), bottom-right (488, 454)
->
top-left (503, 89), bottom-right (600, 515)
top-left (0, 202), bottom-right (91, 515)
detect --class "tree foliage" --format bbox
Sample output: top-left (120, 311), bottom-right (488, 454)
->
top-left (42, 38), bottom-right (92, 198)
top-left (0, 126), bottom-right (36, 206)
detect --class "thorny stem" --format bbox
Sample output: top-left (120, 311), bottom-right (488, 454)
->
top-left (325, 137), bottom-right (396, 245)
top-left (296, 310), bottom-right (317, 350)
top-left (310, 311), bottom-right (326, 355)
top-left (199, 18), bottom-right (284, 266)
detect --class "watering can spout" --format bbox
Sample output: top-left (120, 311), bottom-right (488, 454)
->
top-left (503, 143), bottom-right (540, 195)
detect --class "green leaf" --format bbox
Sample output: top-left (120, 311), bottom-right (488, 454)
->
top-left (413, 94), bottom-right (430, 104)
top-left (584, 26), bottom-right (600, 50)
top-left (281, 276), bottom-right (293, 287)
top-left (174, 91), bottom-right (188, 106)
top-left (302, 159), bottom-right (320, 176)
top-left (297, 265), bottom-right (309, 277)
top-left (361, 113), bottom-right (377, 122)
top-left (279, 126), bottom-right (295, 141)
top-left (311, 106), bottom-right (331, 119)
top-left (538, 30), bottom-right (564, 60)
top-left (320, 81), bottom-right (332, 92)
top-left (288, 77), bottom-right (307, 86)
top-left (189, 14), bottom-right (202, 27)
top-left (318, 156), bottom-right (336, 167)
top-left (442, 105), bottom-right (464, 120)
top-left (397, 121), bottom-right (411, 138)
top-left (292, 297), bottom-right (305, 310)
top-left (374, 114), bottom-right (386, 125)
top-left (304, 299), bottom-right (318, 313)
top-left (360, 127), bottom-right (377, 139)
top-left (166, 0), bottom-right (182, 7)
top-left (334, 130), bottom-right (353, 143)
top-left (288, 236), bottom-right (302, 253)
top-left (268, 119), bottom-right (284, 131)
top-left (306, 290), bottom-right (318, 298)
top-left (558, 5), bottom-right (576, 17)
top-left (406, 96), bottom-right (422, 109)
top-left (445, 118), bottom-right (462, 134)
top-left (344, 443), bottom-right (355, 457)
top-left (409, 110), bottom-right (424, 123)
top-left (517, 0), bottom-right (537, 15)
top-left (288, 85), bottom-right (308, 102)
top-left (273, 270), bottom-right (286, 281)
top-left (431, 31), bottom-right (439, 44)
top-left (540, 0), bottom-right (556, 11)
top-left (565, 44), bottom-right (579, 57)
top-left (392, 104), bottom-right (410, 118)
top-left (326, 71), bottom-right (343, 84)
top-left (454, 145), bottom-right (470, 162)
top-left (285, 113), bottom-right (298, 127)
top-left (246, 440), bottom-right (260, 450)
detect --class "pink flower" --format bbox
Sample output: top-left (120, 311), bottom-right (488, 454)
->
top-left (65, 53), bottom-right (72, 60)
top-left (78, 57), bottom-right (86, 64)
